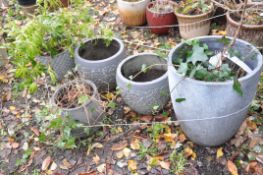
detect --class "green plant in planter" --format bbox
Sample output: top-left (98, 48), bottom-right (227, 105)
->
top-left (173, 38), bottom-right (247, 95)
top-left (176, 0), bottom-right (211, 15)
top-left (4, 7), bottom-right (113, 93)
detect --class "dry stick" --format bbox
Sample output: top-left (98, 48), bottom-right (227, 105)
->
top-left (227, 0), bottom-right (248, 49)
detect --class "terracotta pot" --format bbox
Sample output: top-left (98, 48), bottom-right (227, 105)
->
top-left (117, 0), bottom-right (150, 26)
top-left (146, 1), bottom-right (177, 35)
top-left (226, 5), bottom-right (263, 47)
top-left (174, 5), bottom-right (214, 39)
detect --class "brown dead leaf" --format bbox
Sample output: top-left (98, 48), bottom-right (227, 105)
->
top-left (178, 133), bottom-right (187, 142)
top-left (123, 147), bottom-right (131, 158)
top-left (163, 133), bottom-right (176, 143)
top-left (111, 140), bottom-right (128, 151)
top-left (227, 160), bottom-right (238, 175)
top-left (30, 127), bottom-right (40, 136)
top-left (247, 120), bottom-right (257, 130)
top-left (0, 72), bottom-right (8, 83)
top-left (60, 159), bottom-right (73, 170)
top-left (87, 142), bottom-right (104, 155)
top-left (130, 138), bottom-right (140, 150)
top-left (184, 147), bottom-right (196, 160)
top-left (41, 156), bottom-right (52, 171)
top-left (128, 160), bottom-right (137, 171)
top-left (159, 161), bottom-right (170, 170)
top-left (140, 115), bottom-right (153, 122)
top-left (116, 151), bottom-right (124, 159)
top-left (92, 154), bottom-right (100, 165)
top-left (11, 142), bottom-right (20, 149)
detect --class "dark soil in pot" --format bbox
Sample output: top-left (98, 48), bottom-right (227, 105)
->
top-left (54, 81), bottom-right (94, 109)
top-left (18, 0), bottom-right (36, 6)
top-left (78, 39), bottom-right (120, 60)
top-left (124, 69), bottom-right (167, 82)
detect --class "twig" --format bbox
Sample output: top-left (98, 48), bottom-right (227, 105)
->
top-left (108, 125), bottom-right (140, 143)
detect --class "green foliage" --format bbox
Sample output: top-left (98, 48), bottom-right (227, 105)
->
top-left (15, 149), bottom-right (33, 166)
top-left (174, 38), bottom-right (244, 95)
top-left (149, 124), bottom-right (167, 142)
top-left (138, 143), bottom-right (158, 160)
top-left (4, 6), bottom-right (113, 93)
top-left (169, 150), bottom-right (187, 174)
top-left (35, 106), bottom-right (86, 149)
top-left (176, 98), bottom-right (186, 103)
top-left (78, 95), bottom-right (90, 105)
top-left (177, 0), bottom-right (211, 15)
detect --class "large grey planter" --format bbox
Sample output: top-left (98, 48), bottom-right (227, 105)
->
top-left (51, 80), bottom-right (104, 125)
top-left (36, 51), bottom-right (75, 81)
top-left (168, 36), bottom-right (263, 146)
top-left (116, 53), bottom-right (169, 114)
top-left (74, 37), bottom-right (126, 91)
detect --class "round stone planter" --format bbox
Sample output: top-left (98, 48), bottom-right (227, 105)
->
top-left (18, 0), bottom-right (36, 6)
top-left (36, 51), bottom-right (75, 82)
top-left (116, 53), bottom-right (169, 114)
top-left (117, 0), bottom-right (150, 26)
top-left (146, 1), bottom-right (177, 35)
top-left (226, 4), bottom-right (263, 48)
top-left (74, 37), bottom-right (126, 91)
top-left (174, 5), bottom-right (214, 39)
top-left (51, 80), bottom-right (104, 125)
top-left (168, 36), bottom-right (263, 146)
top-left (20, 4), bottom-right (38, 15)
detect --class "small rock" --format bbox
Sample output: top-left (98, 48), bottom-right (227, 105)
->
top-left (117, 160), bottom-right (127, 168)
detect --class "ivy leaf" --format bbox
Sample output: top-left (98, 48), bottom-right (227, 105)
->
top-left (141, 64), bottom-right (147, 73)
top-left (187, 44), bottom-right (208, 64)
top-left (217, 36), bottom-right (231, 46)
top-left (177, 63), bottom-right (188, 76)
top-left (176, 98), bottom-right (186, 103)
top-left (233, 77), bottom-right (243, 96)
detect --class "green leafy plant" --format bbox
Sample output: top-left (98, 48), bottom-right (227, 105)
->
top-left (173, 38), bottom-right (245, 95)
top-left (176, 0), bottom-right (211, 15)
top-left (169, 149), bottom-right (187, 174)
top-left (4, 6), bottom-right (113, 93)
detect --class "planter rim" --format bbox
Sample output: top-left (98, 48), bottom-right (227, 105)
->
top-left (117, 53), bottom-right (168, 86)
top-left (146, 1), bottom-right (175, 15)
top-left (174, 4), bottom-right (213, 18)
top-left (168, 35), bottom-right (263, 86)
top-left (226, 11), bottom-right (263, 29)
top-left (75, 37), bottom-right (124, 64)
top-left (117, 0), bottom-right (148, 5)
top-left (52, 79), bottom-right (98, 112)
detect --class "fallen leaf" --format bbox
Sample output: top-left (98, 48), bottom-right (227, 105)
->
top-left (159, 161), bottom-right (170, 170)
top-left (30, 127), bottom-right (40, 136)
top-left (11, 142), bottom-right (19, 149)
top-left (184, 147), bottom-right (196, 160)
top-left (0, 72), bottom-right (8, 83)
top-left (123, 147), bottom-right (131, 158)
top-left (130, 139), bottom-right (140, 150)
top-left (178, 133), bottom-right (187, 142)
top-left (96, 163), bottom-right (106, 173)
top-left (111, 140), bottom-right (128, 151)
top-left (163, 133), bottom-right (176, 143)
top-left (42, 156), bottom-right (52, 171)
top-left (227, 160), bottom-right (238, 175)
top-left (60, 159), bottom-right (73, 170)
top-left (92, 154), bottom-right (100, 165)
top-left (216, 147), bottom-right (224, 159)
top-left (87, 142), bottom-right (104, 155)
top-left (128, 160), bottom-right (137, 171)
top-left (140, 115), bottom-right (153, 122)
top-left (116, 151), bottom-right (124, 159)
top-left (9, 106), bottom-right (16, 111)
top-left (49, 162), bottom-right (57, 171)
top-left (247, 120), bottom-right (257, 130)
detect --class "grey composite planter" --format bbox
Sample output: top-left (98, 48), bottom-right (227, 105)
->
top-left (74, 37), bottom-right (126, 91)
top-left (36, 51), bottom-right (75, 81)
top-left (51, 80), bottom-right (104, 125)
top-left (168, 36), bottom-right (263, 146)
top-left (116, 53), bottom-right (169, 114)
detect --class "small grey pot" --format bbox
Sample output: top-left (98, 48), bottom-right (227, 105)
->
top-left (116, 53), bottom-right (169, 115)
top-left (74, 37), bottom-right (126, 91)
top-left (168, 36), bottom-right (263, 146)
top-left (36, 51), bottom-right (75, 81)
top-left (51, 80), bottom-right (104, 125)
